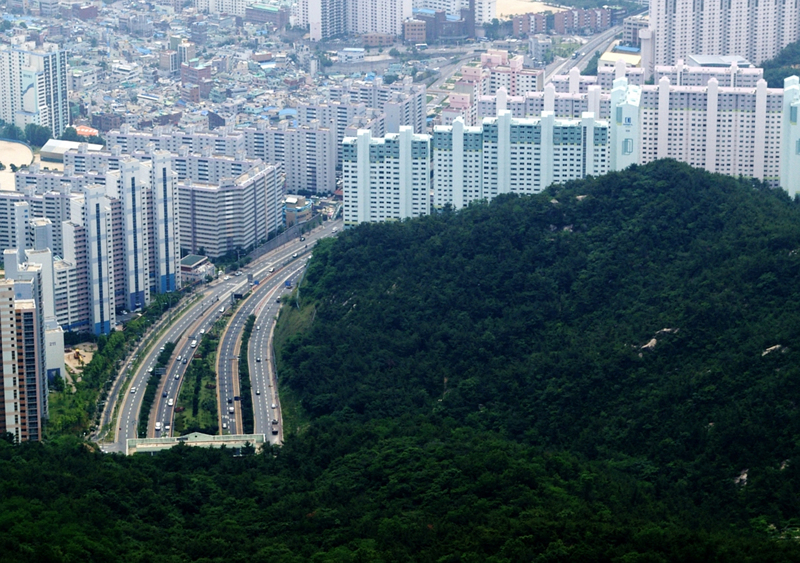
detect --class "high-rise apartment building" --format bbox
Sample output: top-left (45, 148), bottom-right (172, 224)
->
top-left (0, 278), bottom-right (46, 442)
top-left (327, 77), bottom-right (426, 134)
top-left (649, 0), bottom-right (800, 65)
top-left (342, 127), bottom-right (431, 226)
top-left (241, 121), bottom-right (337, 193)
top-left (0, 39), bottom-right (69, 138)
top-left (305, 0), bottom-right (411, 40)
top-left (432, 112), bottom-right (610, 209)
top-left (178, 163), bottom-right (284, 258)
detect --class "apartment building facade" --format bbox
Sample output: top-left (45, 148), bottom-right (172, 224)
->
top-left (177, 163), bottom-right (284, 258)
top-left (432, 112), bottom-right (610, 209)
top-left (649, 0), bottom-right (800, 65)
top-left (0, 39), bottom-right (69, 138)
top-left (342, 127), bottom-right (430, 226)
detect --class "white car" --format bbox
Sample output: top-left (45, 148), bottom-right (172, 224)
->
top-left (176, 355), bottom-right (181, 362)
top-left (155, 422), bottom-right (162, 431)
top-left (167, 398), bottom-right (174, 407)
top-left (130, 387), bottom-right (137, 394)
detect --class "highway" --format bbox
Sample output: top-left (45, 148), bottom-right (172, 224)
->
top-left (102, 218), bottom-right (341, 453)
top-left (214, 257), bottom-right (313, 436)
top-left (544, 26), bottom-right (622, 82)
top-left (248, 277), bottom-right (296, 442)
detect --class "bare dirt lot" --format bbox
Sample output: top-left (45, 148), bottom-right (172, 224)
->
top-left (0, 140), bottom-right (33, 191)
top-left (496, 0), bottom-right (563, 17)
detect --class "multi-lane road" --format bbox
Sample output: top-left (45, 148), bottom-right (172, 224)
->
top-left (214, 256), bottom-right (313, 436)
top-left (102, 219), bottom-right (341, 453)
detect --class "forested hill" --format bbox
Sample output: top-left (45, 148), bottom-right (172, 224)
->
top-left (5, 160), bottom-right (800, 561)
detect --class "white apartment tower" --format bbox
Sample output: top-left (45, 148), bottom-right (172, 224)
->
top-left (306, 0), bottom-right (411, 40)
top-left (342, 127), bottom-right (431, 226)
top-left (0, 39), bottom-right (69, 138)
top-left (69, 186), bottom-right (116, 335)
top-left (117, 158), bottom-right (151, 312)
top-left (149, 151), bottom-right (181, 294)
top-left (650, 0), bottom-right (800, 65)
top-left (178, 163), bottom-right (284, 258)
top-left (432, 112), bottom-right (610, 210)
top-left (780, 77), bottom-right (800, 197)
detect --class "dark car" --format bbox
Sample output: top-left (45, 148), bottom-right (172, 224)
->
top-left (162, 391), bottom-right (168, 398)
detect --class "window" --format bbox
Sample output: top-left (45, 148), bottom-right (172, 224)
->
top-left (623, 138), bottom-right (634, 155)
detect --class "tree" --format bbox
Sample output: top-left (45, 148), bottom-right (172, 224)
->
top-left (389, 48), bottom-right (400, 57)
top-left (24, 123), bottom-right (51, 147)
top-left (1, 124), bottom-right (24, 140)
top-left (60, 127), bottom-right (80, 142)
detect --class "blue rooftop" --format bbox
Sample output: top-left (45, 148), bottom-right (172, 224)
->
top-left (414, 8), bottom-right (436, 14)
top-left (278, 108), bottom-right (297, 116)
top-left (613, 45), bottom-right (640, 54)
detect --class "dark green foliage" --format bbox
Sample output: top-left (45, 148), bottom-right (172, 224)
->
top-left (137, 342), bottom-right (176, 437)
top-left (23, 123), bottom-right (51, 147)
top-left (238, 315), bottom-right (256, 433)
top-left (49, 292), bottom-right (182, 436)
top-left (5, 161), bottom-right (800, 560)
top-left (762, 39), bottom-right (800, 88)
top-left (582, 50), bottom-right (601, 75)
top-left (0, 123), bottom-right (24, 141)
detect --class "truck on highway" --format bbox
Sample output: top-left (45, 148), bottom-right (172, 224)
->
top-left (271, 419), bottom-right (279, 435)
top-left (190, 339), bottom-right (197, 348)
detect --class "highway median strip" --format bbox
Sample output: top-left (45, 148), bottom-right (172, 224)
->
top-left (137, 342), bottom-right (176, 438)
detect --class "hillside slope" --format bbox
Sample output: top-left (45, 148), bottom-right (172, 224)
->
top-left (2, 160), bottom-right (800, 561)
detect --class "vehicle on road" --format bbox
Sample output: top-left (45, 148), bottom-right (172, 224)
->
top-left (164, 424), bottom-right (170, 431)
top-left (168, 398), bottom-right (174, 407)
top-left (130, 387), bottom-right (137, 394)
top-left (219, 306), bottom-right (225, 314)
top-left (155, 422), bottom-right (162, 431)
top-left (200, 329), bottom-right (205, 335)
top-left (222, 423), bottom-right (228, 430)
top-left (175, 373), bottom-right (180, 380)
top-left (176, 355), bottom-right (181, 362)
top-left (228, 406), bottom-right (234, 414)
top-left (332, 227), bottom-right (338, 233)
top-left (162, 391), bottom-right (168, 398)
top-left (182, 357), bottom-right (188, 364)
top-left (292, 253), bottom-right (298, 258)
top-left (256, 357), bottom-right (261, 362)
top-left (271, 403), bottom-right (277, 409)
top-left (269, 267), bottom-right (275, 273)
top-left (227, 398), bottom-right (233, 404)
top-left (190, 339), bottom-right (197, 348)
top-left (256, 390), bottom-right (260, 395)
top-left (300, 237), bottom-right (305, 241)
